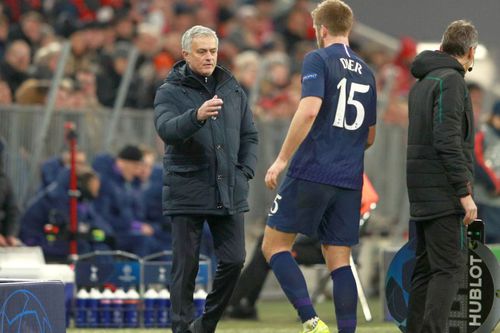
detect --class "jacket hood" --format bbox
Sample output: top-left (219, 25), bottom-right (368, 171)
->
top-left (411, 50), bottom-right (465, 79)
top-left (165, 60), bottom-right (233, 89)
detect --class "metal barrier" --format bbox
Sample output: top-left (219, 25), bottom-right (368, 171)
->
top-left (0, 105), bottom-right (156, 206)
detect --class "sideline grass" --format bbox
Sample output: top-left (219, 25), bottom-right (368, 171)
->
top-left (68, 298), bottom-right (499, 332)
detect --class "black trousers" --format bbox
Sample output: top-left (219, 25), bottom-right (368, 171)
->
top-left (407, 214), bottom-right (466, 333)
top-left (170, 214), bottom-right (245, 333)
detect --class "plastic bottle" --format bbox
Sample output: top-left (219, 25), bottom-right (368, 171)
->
top-left (88, 288), bottom-right (101, 328)
top-left (124, 287), bottom-right (140, 328)
top-left (156, 288), bottom-right (171, 328)
top-left (193, 289), bottom-right (207, 319)
top-left (99, 288), bottom-right (114, 327)
top-left (143, 287), bottom-right (158, 328)
top-left (75, 288), bottom-right (89, 328)
top-left (112, 288), bottom-right (126, 328)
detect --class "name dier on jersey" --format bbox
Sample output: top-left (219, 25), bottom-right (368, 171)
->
top-left (340, 57), bottom-right (362, 74)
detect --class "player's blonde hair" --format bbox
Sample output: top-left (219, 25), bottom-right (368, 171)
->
top-left (311, 0), bottom-right (353, 37)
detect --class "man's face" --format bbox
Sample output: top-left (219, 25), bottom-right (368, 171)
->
top-left (183, 36), bottom-right (218, 76)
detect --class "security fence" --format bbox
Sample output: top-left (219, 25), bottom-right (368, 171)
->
top-left (0, 105), bottom-right (156, 206)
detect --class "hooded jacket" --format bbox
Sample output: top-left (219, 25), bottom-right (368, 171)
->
top-left (407, 51), bottom-right (474, 220)
top-left (154, 61), bottom-right (258, 215)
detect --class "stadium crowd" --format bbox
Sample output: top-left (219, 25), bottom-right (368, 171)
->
top-left (0, 0), bottom-right (499, 291)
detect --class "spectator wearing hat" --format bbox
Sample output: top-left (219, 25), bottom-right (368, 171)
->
top-left (0, 139), bottom-right (20, 247)
top-left (474, 101), bottom-right (500, 243)
top-left (92, 145), bottom-right (158, 256)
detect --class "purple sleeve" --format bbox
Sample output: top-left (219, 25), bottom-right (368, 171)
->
top-left (301, 52), bottom-right (326, 99)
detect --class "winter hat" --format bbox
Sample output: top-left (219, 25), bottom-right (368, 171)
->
top-left (117, 145), bottom-right (143, 161)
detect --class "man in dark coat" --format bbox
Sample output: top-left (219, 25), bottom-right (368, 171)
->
top-left (406, 20), bottom-right (478, 333)
top-left (92, 145), bottom-right (160, 256)
top-left (154, 25), bottom-right (258, 333)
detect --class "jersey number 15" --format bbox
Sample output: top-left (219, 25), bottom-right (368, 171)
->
top-left (334, 77), bottom-right (370, 130)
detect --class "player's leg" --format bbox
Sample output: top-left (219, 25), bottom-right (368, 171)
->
top-left (322, 245), bottom-right (357, 333)
top-left (264, 176), bottom-right (332, 333)
top-left (262, 226), bottom-right (329, 333)
top-left (321, 186), bottom-right (362, 333)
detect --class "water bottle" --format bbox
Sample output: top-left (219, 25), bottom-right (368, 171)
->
top-left (193, 289), bottom-right (207, 319)
top-left (88, 288), bottom-right (101, 328)
top-left (156, 288), bottom-right (171, 328)
top-left (112, 288), bottom-right (126, 328)
top-left (143, 287), bottom-right (158, 328)
top-left (75, 288), bottom-right (89, 328)
top-left (124, 287), bottom-right (140, 328)
top-left (99, 288), bottom-right (114, 327)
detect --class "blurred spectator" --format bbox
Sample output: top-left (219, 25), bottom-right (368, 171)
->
top-left (0, 77), bottom-right (13, 105)
top-left (0, 138), bottom-right (20, 247)
top-left (74, 67), bottom-right (101, 108)
top-left (15, 77), bottom-right (79, 108)
top-left (226, 5), bottom-right (268, 51)
top-left (92, 145), bottom-right (158, 256)
top-left (467, 82), bottom-right (485, 126)
top-left (0, 39), bottom-right (31, 100)
top-left (474, 101), bottom-right (500, 243)
top-left (19, 168), bottom-right (113, 262)
top-left (8, 11), bottom-right (43, 49)
top-left (14, 78), bottom-right (49, 105)
top-left (275, 0), bottom-right (315, 53)
top-left (66, 28), bottom-right (94, 77)
top-left (96, 41), bottom-right (133, 107)
top-left (40, 150), bottom-right (87, 190)
top-left (0, 14), bottom-right (9, 58)
top-left (32, 41), bottom-right (62, 79)
top-left (136, 147), bottom-right (172, 252)
top-left (232, 50), bottom-right (260, 96)
top-left (2, 1), bottom-right (43, 23)
top-left (378, 36), bottom-right (417, 126)
top-left (113, 10), bottom-right (136, 43)
top-left (253, 53), bottom-right (296, 120)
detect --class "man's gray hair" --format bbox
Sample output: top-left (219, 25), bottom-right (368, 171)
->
top-left (181, 25), bottom-right (219, 52)
top-left (441, 20), bottom-right (478, 57)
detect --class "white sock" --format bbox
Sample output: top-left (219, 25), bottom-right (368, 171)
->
top-left (303, 316), bottom-right (319, 330)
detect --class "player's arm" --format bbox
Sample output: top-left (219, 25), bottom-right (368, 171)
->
top-left (365, 125), bottom-right (376, 150)
top-left (265, 96), bottom-right (322, 189)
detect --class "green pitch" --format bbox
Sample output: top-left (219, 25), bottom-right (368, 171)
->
top-left (68, 298), bottom-right (500, 332)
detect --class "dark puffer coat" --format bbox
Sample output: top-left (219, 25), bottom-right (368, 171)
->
top-left (407, 51), bottom-right (474, 220)
top-left (154, 61), bottom-right (258, 215)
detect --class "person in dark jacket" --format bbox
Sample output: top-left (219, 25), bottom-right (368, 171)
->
top-left (0, 40), bottom-right (31, 99)
top-left (39, 150), bottom-right (87, 190)
top-left (0, 139), bottom-right (20, 247)
top-left (92, 145), bottom-right (159, 256)
top-left (154, 25), bottom-right (258, 333)
top-left (406, 20), bottom-right (478, 333)
top-left (19, 168), bottom-right (113, 262)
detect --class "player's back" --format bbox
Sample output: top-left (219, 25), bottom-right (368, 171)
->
top-left (288, 43), bottom-right (377, 190)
